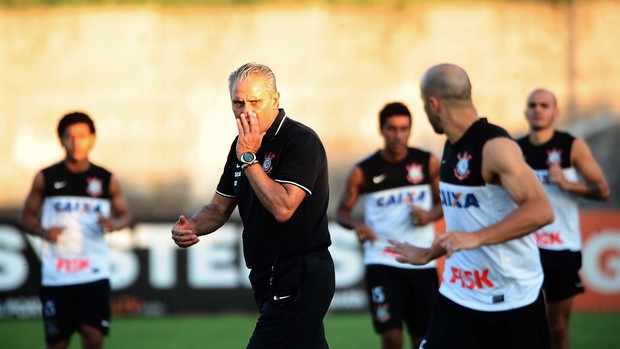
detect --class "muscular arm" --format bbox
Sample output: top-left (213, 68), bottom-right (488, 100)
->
top-left (171, 193), bottom-right (237, 248)
top-left (479, 138), bottom-right (553, 242)
top-left (559, 138), bottom-right (609, 200)
top-left (335, 166), bottom-right (363, 229)
top-left (440, 138), bottom-right (553, 254)
top-left (98, 175), bottom-right (132, 232)
top-left (428, 154), bottom-right (444, 220)
top-left (335, 166), bottom-right (377, 243)
top-left (20, 172), bottom-right (55, 239)
top-left (411, 154), bottom-right (444, 224)
top-left (243, 164), bottom-right (307, 223)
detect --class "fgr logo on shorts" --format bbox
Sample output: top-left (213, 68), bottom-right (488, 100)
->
top-left (43, 300), bottom-right (56, 316)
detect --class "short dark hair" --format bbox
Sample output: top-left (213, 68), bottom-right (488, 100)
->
top-left (57, 112), bottom-right (96, 139)
top-left (379, 102), bottom-right (411, 129)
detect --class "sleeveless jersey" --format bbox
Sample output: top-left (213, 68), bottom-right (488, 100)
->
top-left (39, 162), bottom-right (112, 286)
top-left (357, 148), bottom-right (436, 269)
top-left (438, 118), bottom-right (543, 312)
top-left (517, 131), bottom-right (581, 252)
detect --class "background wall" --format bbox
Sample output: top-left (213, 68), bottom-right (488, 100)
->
top-left (1, 1), bottom-right (619, 220)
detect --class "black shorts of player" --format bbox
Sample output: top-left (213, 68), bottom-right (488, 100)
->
top-left (246, 248), bottom-right (335, 349)
top-left (39, 279), bottom-right (111, 344)
top-left (365, 265), bottom-right (438, 337)
top-left (421, 292), bottom-right (550, 349)
top-left (539, 249), bottom-right (585, 302)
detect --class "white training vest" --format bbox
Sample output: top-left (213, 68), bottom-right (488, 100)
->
top-left (39, 162), bottom-right (113, 286)
top-left (40, 196), bottom-right (111, 286)
top-left (532, 167), bottom-right (581, 251)
top-left (438, 119), bottom-right (543, 312)
top-left (363, 184), bottom-right (436, 269)
top-left (438, 182), bottom-right (543, 311)
top-left (517, 130), bottom-right (581, 252)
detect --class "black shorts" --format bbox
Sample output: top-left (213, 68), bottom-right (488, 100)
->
top-left (421, 292), bottom-right (550, 349)
top-left (40, 279), bottom-right (111, 344)
top-left (247, 248), bottom-right (335, 349)
top-left (539, 249), bottom-right (584, 302)
top-left (365, 265), bottom-right (438, 336)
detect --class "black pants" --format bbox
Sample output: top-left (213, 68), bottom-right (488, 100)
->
top-left (422, 292), bottom-right (550, 349)
top-left (247, 249), bottom-right (335, 349)
top-left (365, 265), bottom-right (438, 336)
top-left (40, 279), bottom-right (111, 344)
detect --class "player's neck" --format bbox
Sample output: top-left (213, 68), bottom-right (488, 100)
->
top-left (64, 158), bottom-right (91, 173)
top-left (528, 127), bottom-right (554, 146)
top-left (380, 148), bottom-right (407, 163)
top-left (445, 111), bottom-right (479, 144)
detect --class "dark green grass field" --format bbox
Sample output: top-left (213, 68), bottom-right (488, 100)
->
top-left (1, 312), bottom-right (620, 348)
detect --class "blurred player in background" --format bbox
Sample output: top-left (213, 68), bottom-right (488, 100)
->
top-left (388, 63), bottom-right (554, 349)
top-left (171, 62), bottom-right (334, 349)
top-left (517, 88), bottom-right (610, 349)
top-left (21, 111), bottom-right (132, 349)
top-left (335, 101), bottom-right (442, 349)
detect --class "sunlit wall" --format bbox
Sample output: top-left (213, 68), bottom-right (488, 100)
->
top-left (2, 1), bottom-right (619, 218)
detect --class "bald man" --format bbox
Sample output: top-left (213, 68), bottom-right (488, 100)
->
top-left (387, 64), bottom-right (554, 349)
top-left (517, 89), bottom-right (609, 349)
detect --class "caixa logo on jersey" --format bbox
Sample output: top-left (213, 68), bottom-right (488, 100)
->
top-left (53, 200), bottom-right (104, 214)
top-left (440, 190), bottom-right (480, 208)
top-left (375, 190), bottom-right (426, 207)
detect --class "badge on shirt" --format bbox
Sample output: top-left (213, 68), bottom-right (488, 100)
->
top-left (263, 152), bottom-right (276, 174)
top-left (454, 152), bottom-right (472, 180)
top-left (546, 148), bottom-right (562, 166)
top-left (406, 162), bottom-right (424, 184)
top-left (86, 177), bottom-right (104, 197)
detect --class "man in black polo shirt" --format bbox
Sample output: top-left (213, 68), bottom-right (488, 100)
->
top-left (171, 62), bottom-right (334, 349)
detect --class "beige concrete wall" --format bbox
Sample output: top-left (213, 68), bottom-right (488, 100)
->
top-left (2, 2), bottom-right (619, 215)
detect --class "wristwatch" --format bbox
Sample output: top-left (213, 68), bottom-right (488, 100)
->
top-left (239, 152), bottom-right (259, 170)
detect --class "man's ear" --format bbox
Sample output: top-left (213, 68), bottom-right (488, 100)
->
top-left (272, 91), bottom-right (280, 109)
top-left (552, 107), bottom-right (560, 121)
top-left (429, 96), bottom-right (440, 113)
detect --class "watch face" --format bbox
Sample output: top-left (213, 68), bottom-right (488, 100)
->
top-left (241, 152), bottom-right (255, 163)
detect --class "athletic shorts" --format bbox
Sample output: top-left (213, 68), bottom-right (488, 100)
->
top-left (365, 265), bottom-right (438, 336)
top-left (247, 248), bottom-right (335, 349)
top-left (420, 292), bottom-right (550, 349)
top-left (539, 249), bottom-right (584, 302)
top-left (40, 279), bottom-right (111, 344)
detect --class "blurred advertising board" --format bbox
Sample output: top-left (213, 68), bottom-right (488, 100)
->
top-left (1, 211), bottom-right (619, 319)
top-left (0, 222), bottom-right (366, 318)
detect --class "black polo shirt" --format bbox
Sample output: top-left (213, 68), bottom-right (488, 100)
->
top-left (216, 109), bottom-right (331, 270)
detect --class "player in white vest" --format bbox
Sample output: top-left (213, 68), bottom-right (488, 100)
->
top-left (21, 112), bottom-right (132, 349)
top-left (336, 102), bottom-right (443, 349)
top-left (517, 88), bottom-right (609, 349)
top-left (388, 64), bottom-right (554, 349)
